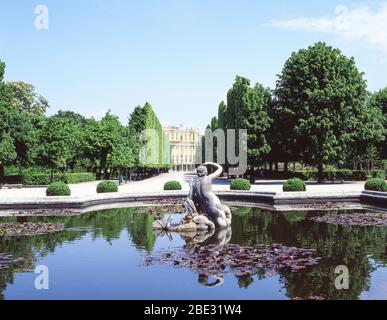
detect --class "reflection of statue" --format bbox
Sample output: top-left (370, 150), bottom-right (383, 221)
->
top-left (151, 227), bottom-right (232, 288)
top-left (184, 228), bottom-right (232, 288)
top-left (199, 227), bottom-right (232, 248)
top-left (189, 162), bottom-right (232, 229)
top-left (198, 274), bottom-right (224, 288)
top-left (181, 227), bottom-right (232, 252)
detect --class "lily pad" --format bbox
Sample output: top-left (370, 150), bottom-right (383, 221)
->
top-left (142, 243), bottom-right (321, 277)
top-left (309, 213), bottom-right (387, 227)
top-left (0, 223), bottom-right (65, 237)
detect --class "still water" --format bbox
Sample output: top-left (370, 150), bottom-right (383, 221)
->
top-left (0, 207), bottom-right (386, 300)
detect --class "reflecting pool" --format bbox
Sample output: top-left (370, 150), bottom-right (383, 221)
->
top-left (0, 207), bottom-right (386, 300)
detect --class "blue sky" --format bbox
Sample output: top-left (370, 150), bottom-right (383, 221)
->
top-left (1, 0), bottom-right (386, 130)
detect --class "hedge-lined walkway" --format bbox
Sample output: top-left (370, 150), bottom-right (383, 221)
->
top-left (0, 172), bottom-right (366, 200)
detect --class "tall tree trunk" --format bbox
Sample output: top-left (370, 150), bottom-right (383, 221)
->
top-left (250, 168), bottom-right (256, 184)
top-left (50, 168), bottom-right (54, 183)
top-left (100, 153), bottom-right (107, 180)
top-left (0, 164), bottom-right (4, 185)
top-left (284, 161), bottom-right (288, 173)
top-left (275, 162), bottom-right (279, 172)
top-left (317, 163), bottom-right (324, 183)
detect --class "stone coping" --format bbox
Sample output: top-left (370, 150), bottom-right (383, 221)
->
top-left (0, 190), bottom-right (385, 213)
top-left (360, 191), bottom-right (387, 207)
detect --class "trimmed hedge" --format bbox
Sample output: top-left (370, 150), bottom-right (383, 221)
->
top-left (63, 173), bottom-right (96, 184)
top-left (230, 178), bottom-right (251, 191)
top-left (283, 178), bottom-right (306, 192)
top-left (364, 178), bottom-right (387, 192)
top-left (97, 181), bottom-right (118, 193)
top-left (266, 169), bottom-right (385, 181)
top-left (46, 182), bottom-right (71, 196)
top-left (163, 181), bottom-right (182, 191)
top-left (21, 172), bottom-right (95, 185)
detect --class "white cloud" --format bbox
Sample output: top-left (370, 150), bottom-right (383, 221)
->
top-left (267, 3), bottom-right (387, 52)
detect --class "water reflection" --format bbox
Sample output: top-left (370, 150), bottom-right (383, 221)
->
top-left (182, 228), bottom-right (231, 288)
top-left (0, 208), bottom-right (155, 299)
top-left (231, 207), bottom-right (387, 299)
top-left (0, 207), bottom-right (386, 300)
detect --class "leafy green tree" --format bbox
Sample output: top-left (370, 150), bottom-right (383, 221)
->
top-left (128, 102), bottom-right (170, 174)
top-left (53, 110), bottom-right (86, 125)
top-left (210, 116), bottom-right (218, 131)
top-left (107, 127), bottom-right (135, 177)
top-left (274, 42), bottom-right (369, 180)
top-left (265, 96), bottom-right (296, 172)
top-left (83, 111), bottom-right (123, 179)
top-left (217, 101), bottom-right (227, 130)
top-left (34, 116), bottom-right (74, 181)
top-left (349, 93), bottom-right (385, 169)
top-left (128, 105), bottom-right (147, 168)
top-left (0, 61), bottom-right (32, 181)
top-left (226, 76), bottom-right (272, 175)
top-left (216, 101), bottom-right (228, 169)
top-left (52, 111), bottom-right (87, 170)
top-left (208, 116), bottom-right (219, 162)
top-left (6, 81), bottom-right (49, 115)
top-left (0, 134), bottom-right (17, 175)
top-left (373, 87), bottom-right (387, 114)
top-left (371, 88), bottom-right (387, 160)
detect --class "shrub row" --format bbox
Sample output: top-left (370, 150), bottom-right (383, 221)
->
top-left (266, 169), bottom-right (385, 181)
top-left (46, 180), bottom-right (119, 196)
top-left (46, 177), bottom-right (386, 197)
top-left (63, 173), bottom-right (96, 184)
top-left (22, 172), bottom-right (95, 185)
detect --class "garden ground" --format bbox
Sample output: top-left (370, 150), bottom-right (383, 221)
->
top-left (0, 172), bottom-right (366, 200)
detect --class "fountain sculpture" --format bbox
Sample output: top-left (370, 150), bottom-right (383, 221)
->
top-left (153, 162), bottom-right (232, 231)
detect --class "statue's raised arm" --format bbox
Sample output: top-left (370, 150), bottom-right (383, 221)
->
top-left (203, 162), bottom-right (223, 179)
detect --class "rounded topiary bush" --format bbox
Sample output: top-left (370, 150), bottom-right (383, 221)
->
top-left (96, 181), bottom-right (118, 193)
top-left (283, 178), bottom-right (306, 192)
top-left (230, 178), bottom-right (251, 191)
top-left (364, 178), bottom-right (387, 192)
top-left (46, 182), bottom-right (71, 196)
top-left (163, 181), bottom-right (182, 191)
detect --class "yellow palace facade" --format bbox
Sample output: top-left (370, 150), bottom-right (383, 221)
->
top-left (163, 125), bottom-right (202, 172)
